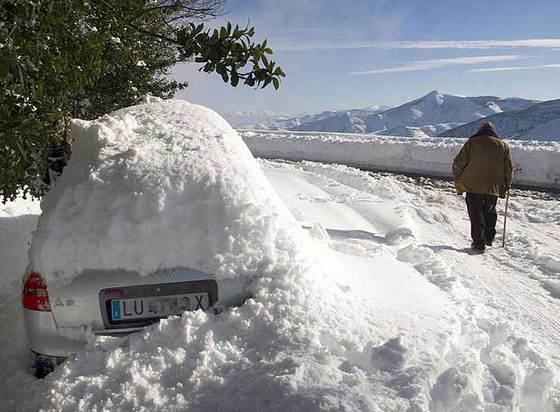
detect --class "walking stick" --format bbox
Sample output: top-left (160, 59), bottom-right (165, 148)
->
top-left (502, 191), bottom-right (510, 248)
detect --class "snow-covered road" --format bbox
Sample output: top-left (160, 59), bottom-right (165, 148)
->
top-left (261, 159), bottom-right (560, 410)
top-left (1, 159), bottom-right (560, 411)
top-left (241, 129), bottom-right (560, 191)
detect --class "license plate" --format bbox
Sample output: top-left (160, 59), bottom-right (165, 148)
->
top-left (110, 292), bottom-right (209, 321)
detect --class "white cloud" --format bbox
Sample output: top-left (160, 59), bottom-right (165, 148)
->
top-left (468, 64), bottom-right (560, 73)
top-left (277, 38), bottom-right (560, 51)
top-left (385, 39), bottom-right (560, 50)
top-left (351, 55), bottom-right (523, 75)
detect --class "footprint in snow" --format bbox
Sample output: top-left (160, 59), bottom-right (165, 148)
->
top-left (370, 336), bottom-right (412, 372)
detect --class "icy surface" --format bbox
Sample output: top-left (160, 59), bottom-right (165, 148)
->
top-left (241, 130), bottom-right (560, 190)
top-left (29, 100), bottom-right (307, 286)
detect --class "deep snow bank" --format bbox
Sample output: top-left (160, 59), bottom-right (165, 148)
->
top-left (241, 130), bottom-right (560, 190)
top-left (29, 100), bottom-right (306, 286)
top-left (0, 197), bottom-right (41, 407)
top-left (0, 196), bottom-right (40, 282)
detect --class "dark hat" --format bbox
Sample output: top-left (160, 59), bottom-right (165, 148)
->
top-left (477, 121), bottom-right (497, 134)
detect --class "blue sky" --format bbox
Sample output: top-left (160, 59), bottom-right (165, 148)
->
top-left (172, 0), bottom-right (560, 114)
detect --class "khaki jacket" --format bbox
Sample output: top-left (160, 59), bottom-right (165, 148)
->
top-left (452, 133), bottom-right (513, 198)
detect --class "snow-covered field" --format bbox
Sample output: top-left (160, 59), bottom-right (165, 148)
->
top-left (241, 130), bottom-right (560, 191)
top-left (2, 157), bottom-right (560, 411)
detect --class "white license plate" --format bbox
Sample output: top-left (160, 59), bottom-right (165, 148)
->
top-left (110, 293), bottom-right (209, 321)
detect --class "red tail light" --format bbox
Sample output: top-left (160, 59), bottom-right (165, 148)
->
top-left (23, 272), bottom-right (52, 311)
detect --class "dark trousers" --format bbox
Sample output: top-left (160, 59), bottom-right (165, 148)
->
top-left (465, 193), bottom-right (498, 247)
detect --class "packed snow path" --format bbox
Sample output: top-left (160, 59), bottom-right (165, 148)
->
top-left (261, 160), bottom-right (560, 410)
top-left (1, 160), bottom-right (560, 411)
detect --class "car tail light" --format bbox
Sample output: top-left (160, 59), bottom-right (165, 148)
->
top-left (102, 288), bottom-right (125, 298)
top-left (23, 272), bottom-right (52, 311)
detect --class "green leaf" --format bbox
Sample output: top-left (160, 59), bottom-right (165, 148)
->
top-left (272, 77), bottom-right (280, 89)
top-left (0, 61), bottom-right (9, 81)
top-left (230, 71), bottom-right (239, 86)
top-left (261, 78), bottom-right (271, 89)
top-left (261, 54), bottom-right (269, 67)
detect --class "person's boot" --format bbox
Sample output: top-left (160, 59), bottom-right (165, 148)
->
top-left (471, 242), bottom-right (485, 253)
top-left (485, 240), bottom-right (493, 247)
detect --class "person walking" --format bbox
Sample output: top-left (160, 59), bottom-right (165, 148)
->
top-left (452, 122), bottom-right (513, 253)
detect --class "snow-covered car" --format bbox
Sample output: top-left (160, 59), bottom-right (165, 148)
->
top-left (22, 99), bottom-right (285, 377)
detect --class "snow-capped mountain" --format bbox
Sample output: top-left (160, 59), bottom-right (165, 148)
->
top-left (519, 118), bottom-right (560, 141)
top-left (290, 91), bottom-right (538, 137)
top-left (440, 98), bottom-right (560, 141)
top-left (290, 112), bottom-right (367, 133)
top-left (286, 106), bottom-right (387, 133)
top-left (227, 106), bottom-right (389, 130)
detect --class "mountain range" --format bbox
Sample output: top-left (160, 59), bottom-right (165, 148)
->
top-left (226, 91), bottom-right (560, 141)
top-left (222, 106), bottom-right (388, 131)
top-left (439, 98), bottom-right (560, 141)
top-left (291, 91), bottom-right (539, 138)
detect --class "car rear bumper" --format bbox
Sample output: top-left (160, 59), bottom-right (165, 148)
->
top-left (23, 308), bottom-right (171, 357)
top-left (23, 273), bottom-right (251, 359)
top-left (30, 350), bottom-right (67, 379)
top-left (23, 308), bottom-right (86, 357)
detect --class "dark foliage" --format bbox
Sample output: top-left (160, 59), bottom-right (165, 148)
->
top-left (0, 0), bottom-right (284, 201)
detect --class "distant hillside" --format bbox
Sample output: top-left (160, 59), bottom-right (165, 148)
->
top-left (288, 91), bottom-right (538, 137)
top-left (222, 106), bottom-right (389, 130)
top-left (220, 110), bottom-right (289, 128)
top-left (440, 99), bottom-right (560, 141)
top-left (291, 112), bottom-right (367, 133)
top-left (263, 106), bottom-right (388, 131)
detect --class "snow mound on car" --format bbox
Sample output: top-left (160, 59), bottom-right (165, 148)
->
top-left (29, 99), bottom-right (305, 286)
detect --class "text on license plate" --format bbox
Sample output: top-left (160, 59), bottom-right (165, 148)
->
top-left (110, 293), bottom-right (209, 321)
